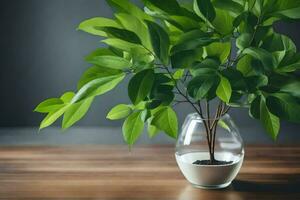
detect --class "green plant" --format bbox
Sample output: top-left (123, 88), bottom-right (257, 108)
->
top-left (35, 0), bottom-right (300, 163)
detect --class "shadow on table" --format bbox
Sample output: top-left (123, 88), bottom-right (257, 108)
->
top-left (230, 180), bottom-right (300, 193)
top-left (178, 179), bottom-right (300, 200)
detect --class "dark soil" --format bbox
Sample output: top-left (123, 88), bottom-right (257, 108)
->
top-left (193, 160), bottom-right (233, 165)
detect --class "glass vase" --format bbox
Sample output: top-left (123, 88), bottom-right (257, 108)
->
top-left (175, 113), bottom-right (244, 189)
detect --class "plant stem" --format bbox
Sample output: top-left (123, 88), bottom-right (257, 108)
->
top-left (205, 100), bottom-right (215, 163)
top-left (206, 100), bottom-right (211, 128)
top-left (198, 101), bottom-right (213, 159)
top-left (210, 101), bottom-right (222, 130)
top-left (212, 103), bottom-right (223, 156)
top-left (143, 44), bottom-right (224, 163)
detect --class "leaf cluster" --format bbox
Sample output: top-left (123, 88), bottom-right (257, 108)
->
top-left (35, 0), bottom-right (300, 144)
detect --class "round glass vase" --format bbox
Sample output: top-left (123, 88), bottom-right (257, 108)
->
top-left (175, 113), bottom-right (244, 189)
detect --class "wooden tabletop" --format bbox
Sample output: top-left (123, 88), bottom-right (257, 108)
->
top-left (0, 145), bottom-right (299, 200)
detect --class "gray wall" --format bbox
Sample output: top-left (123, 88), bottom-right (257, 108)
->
top-left (1, 0), bottom-right (300, 143)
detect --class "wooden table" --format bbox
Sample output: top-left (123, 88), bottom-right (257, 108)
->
top-left (0, 145), bottom-right (299, 199)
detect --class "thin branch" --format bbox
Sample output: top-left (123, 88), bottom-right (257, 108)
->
top-left (222, 106), bottom-right (231, 115)
top-left (211, 102), bottom-right (224, 155)
top-left (210, 101), bottom-right (222, 130)
top-left (183, 71), bottom-right (191, 82)
top-left (206, 100), bottom-right (211, 129)
top-left (197, 101), bottom-right (203, 117)
top-left (141, 44), bottom-right (201, 115)
top-left (198, 100), bottom-right (211, 155)
top-left (174, 100), bottom-right (190, 103)
top-left (172, 101), bottom-right (188, 107)
top-left (142, 44), bottom-right (216, 160)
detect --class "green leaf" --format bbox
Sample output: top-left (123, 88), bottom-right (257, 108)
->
top-left (170, 30), bottom-right (215, 54)
top-left (281, 82), bottom-right (300, 98)
top-left (37, 92), bottom-right (76, 129)
top-left (150, 85), bottom-right (175, 106)
top-left (40, 106), bottom-right (69, 130)
top-left (84, 48), bottom-right (115, 61)
top-left (62, 97), bottom-right (94, 129)
top-left (40, 92), bottom-right (74, 130)
top-left (236, 33), bottom-right (252, 50)
top-left (267, 93), bottom-right (300, 123)
top-left (86, 55), bottom-right (131, 70)
top-left (147, 118), bottom-right (160, 138)
top-left (115, 13), bottom-right (152, 50)
top-left (145, 20), bottom-right (170, 65)
top-left (167, 16), bottom-right (200, 31)
top-left (249, 95), bottom-right (261, 119)
top-left (151, 106), bottom-right (178, 138)
top-left (218, 119), bottom-right (230, 131)
top-left (260, 97), bottom-right (280, 140)
top-left (190, 57), bottom-right (220, 76)
top-left (107, 104), bottom-right (133, 120)
top-left (144, 4), bottom-right (200, 31)
top-left (146, 100), bottom-right (162, 110)
top-left (253, 25), bottom-right (272, 45)
top-left (141, 110), bottom-right (151, 122)
top-left (234, 11), bottom-right (258, 33)
top-left (261, 33), bottom-right (296, 55)
top-left (193, 0), bottom-right (216, 22)
top-left (221, 68), bottom-right (247, 91)
top-left (102, 38), bottom-right (148, 55)
top-left (213, 0), bottom-right (244, 16)
top-left (243, 47), bottom-right (277, 70)
top-left (173, 69), bottom-right (185, 79)
top-left (34, 98), bottom-right (64, 113)
top-left (188, 74), bottom-right (219, 100)
top-left (261, 33), bottom-right (296, 65)
top-left (148, 73), bottom-right (174, 107)
top-left (128, 69), bottom-right (155, 105)
top-left (245, 75), bottom-right (268, 93)
top-left (153, 73), bottom-right (172, 85)
top-left (269, 75), bottom-right (300, 98)
top-left (190, 57), bottom-right (219, 74)
top-left (190, 68), bottom-right (217, 78)
top-left (250, 0), bottom-right (263, 16)
top-left (204, 42), bottom-right (231, 63)
top-left (77, 17), bottom-right (121, 36)
top-left (122, 111), bottom-right (144, 146)
top-left (212, 8), bottom-right (235, 35)
top-left (144, 0), bottom-right (182, 15)
top-left (61, 92), bottom-right (75, 103)
top-left (216, 76), bottom-right (232, 103)
top-left (107, 0), bottom-right (153, 21)
top-left (171, 34), bottom-right (217, 54)
top-left (176, 29), bottom-right (208, 43)
top-left (72, 74), bottom-right (125, 103)
top-left (266, 0), bottom-right (300, 20)
top-left (228, 91), bottom-right (245, 106)
top-left (277, 53), bottom-right (300, 73)
top-left (78, 66), bottom-right (122, 89)
top-left (171, 49), bottom-right (203, 68)
top-left (237, 55), bottom-right (255, 76)
top-left (134, 101), bottom-right (147, 110)
top-left (98, 27), bottom-right (142, 44)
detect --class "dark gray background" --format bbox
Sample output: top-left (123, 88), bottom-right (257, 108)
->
top-left (1, 0), bottom-right (300, 144)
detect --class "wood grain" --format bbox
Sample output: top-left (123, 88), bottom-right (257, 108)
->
top-left (0, 145), bottom-right (299, 200)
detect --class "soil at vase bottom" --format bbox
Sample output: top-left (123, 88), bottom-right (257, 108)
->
top-left (192, 160), bottom-right (233, 165)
